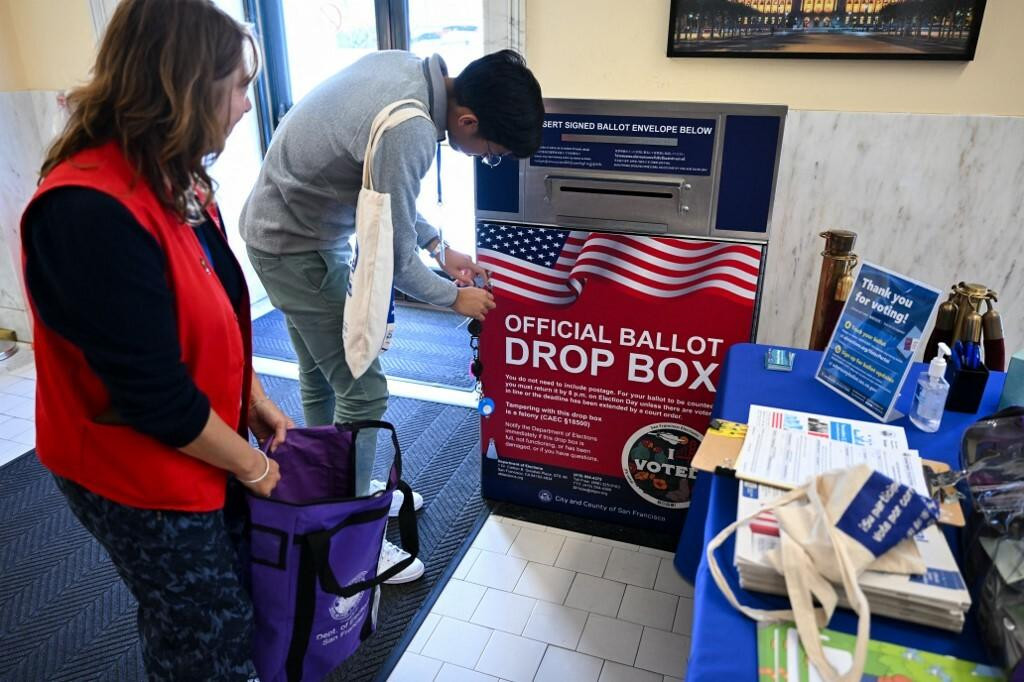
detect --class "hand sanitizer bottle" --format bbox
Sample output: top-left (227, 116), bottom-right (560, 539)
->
top-left (910, 342), bottom-right (951, 433)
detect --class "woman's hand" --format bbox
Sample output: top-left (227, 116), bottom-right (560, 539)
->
top-left (237, 449), bottom-right (281, 497)
top-left (180, 406), bottom-right (284, 497)
top-left (248, 397), bottom-right (294, 452)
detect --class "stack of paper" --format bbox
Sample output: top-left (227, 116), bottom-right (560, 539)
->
top-left (735, 482), bottom-right (971, 632)
top-left (732, 406), bottom-right (970, 632)
top-left (735, 405), bottom-right (928, 495)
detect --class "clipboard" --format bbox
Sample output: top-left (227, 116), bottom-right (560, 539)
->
top-left (692, 419), bottom-right (965, 527)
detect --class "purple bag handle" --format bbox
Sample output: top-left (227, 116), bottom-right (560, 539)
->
top-left (252, 421), bottom-right (413, 578)
top-left (303, 479), bottom-right (419, 596)
top-left (298, 420), bottom-right (418, 594)
top-left (347, 419), bottom-right (404, 484)
top-left (263, 421), bottom-right (403, 480)
top-left (284, 483), bottom-right (418, 682)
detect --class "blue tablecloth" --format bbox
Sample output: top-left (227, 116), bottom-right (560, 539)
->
top-left (675, 343), bottom-right (1006, 681)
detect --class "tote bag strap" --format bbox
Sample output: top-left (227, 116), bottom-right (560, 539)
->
top-left (803, 482), bottom-right (871, 681)
top-left (705, 486), bottom-right (806, 622)
top-left (361, 100), bottom-right (431, 192)
top-left (706, 482), bottom-right (871, 682)
top-left (365, 98), bottom-right (421, 145)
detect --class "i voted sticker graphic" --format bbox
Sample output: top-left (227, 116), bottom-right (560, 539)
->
top-left (621, 422), bottom-right (702, 509)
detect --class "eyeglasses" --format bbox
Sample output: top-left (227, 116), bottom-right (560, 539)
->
top-left (481, 141), bottom-right (503, 168)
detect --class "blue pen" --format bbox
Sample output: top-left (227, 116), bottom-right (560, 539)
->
top-left (965, 341), bottom-right (981, 369)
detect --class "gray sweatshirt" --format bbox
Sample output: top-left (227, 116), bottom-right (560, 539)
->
top-left (239, 51), bottom-right (457, 307)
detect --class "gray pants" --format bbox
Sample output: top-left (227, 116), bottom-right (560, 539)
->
top-left (247, 246), bottom-right (386, 495)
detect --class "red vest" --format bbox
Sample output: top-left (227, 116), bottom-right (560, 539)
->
top-left (22, 142), bottom-right (253, 511)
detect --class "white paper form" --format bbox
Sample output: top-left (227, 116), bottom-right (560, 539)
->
top-left (736, 405), bottom-right (927, 496)
top-left (744, 405), bottom-right (908, 450)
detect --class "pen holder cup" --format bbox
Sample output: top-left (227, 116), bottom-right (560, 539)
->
top-left (944, 362), bottom-right (989, 413)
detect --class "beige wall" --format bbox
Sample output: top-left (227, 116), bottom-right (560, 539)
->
top-left (0, 0), bottom-right (95, 92)
top-left (526, 0), bottom-right (1023, 116)
top-left (4, 0), bottom-right (1020, 114)
top-left (0, 1), bottom-right (27, 91)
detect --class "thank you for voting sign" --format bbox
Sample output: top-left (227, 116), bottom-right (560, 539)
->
top-left (816, 262), bottom-right (941, 422)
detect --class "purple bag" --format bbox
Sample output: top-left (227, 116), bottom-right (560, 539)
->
top-left (246, 420), bottom-right (418, 682)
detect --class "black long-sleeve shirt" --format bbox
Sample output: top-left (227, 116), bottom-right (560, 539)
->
top-left (23, 186), bottom-right (244, 447)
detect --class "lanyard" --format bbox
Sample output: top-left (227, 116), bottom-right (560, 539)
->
top-left (435, 143), bottom-right (443, 205)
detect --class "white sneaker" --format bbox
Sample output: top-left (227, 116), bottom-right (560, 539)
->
top-left (378, 539), bottom-right (424, 584)
top-left (368, 479), bottom-right (424, 517)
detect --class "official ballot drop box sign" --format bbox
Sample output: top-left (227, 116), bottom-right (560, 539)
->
top-left (474, 99), bottom-right (786, 533)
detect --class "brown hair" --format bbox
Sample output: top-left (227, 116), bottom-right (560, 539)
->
top-left (40, 0), bottom-right (259, 218)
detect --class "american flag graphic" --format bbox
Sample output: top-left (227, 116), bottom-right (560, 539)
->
top-left (750, 510), bottom-right (780, 538)
top-left (476, 224), bottom-right (762, 305)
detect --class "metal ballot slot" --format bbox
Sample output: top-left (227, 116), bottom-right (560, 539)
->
top-left (540, 176), bottom-right (688, 235)
top-left (474, 98), bottom-right (787, 534)
top-left (477, 98), bottom-right (787, 241)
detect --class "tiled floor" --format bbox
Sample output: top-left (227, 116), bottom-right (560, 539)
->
top-left (392, 515), bottom-right (692, 682)
top-left (0, 347), bottom-right (36, 468)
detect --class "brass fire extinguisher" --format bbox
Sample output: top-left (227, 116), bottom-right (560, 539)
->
top-left (923, 295), bottom-right (958, 361)
top-left (983, 299), bottom-right (1006, 371)
top-left (922, 282), bottom-right (1006, 371)
top-left (809, 230), bottom-right (858, 351)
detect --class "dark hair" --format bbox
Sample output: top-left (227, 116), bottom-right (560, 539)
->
top-left (41, 0), bottom-right (259, 218)
top-left (453, 49), bottom-right (544, 159)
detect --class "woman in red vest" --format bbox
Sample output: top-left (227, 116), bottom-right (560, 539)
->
top-left (20, 1), bottom-right (292, 678)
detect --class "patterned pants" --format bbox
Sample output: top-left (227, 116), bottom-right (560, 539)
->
top-left (54, 476), bottom-right (259, 681)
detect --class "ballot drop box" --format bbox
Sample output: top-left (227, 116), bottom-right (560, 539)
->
top-left (473, 99), bottom-right (787, 533)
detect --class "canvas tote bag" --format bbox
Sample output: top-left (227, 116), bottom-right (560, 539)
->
top-left (343, 99), bottom-right (431, 379)
top-left (706, 464), bottom-right (939, 681)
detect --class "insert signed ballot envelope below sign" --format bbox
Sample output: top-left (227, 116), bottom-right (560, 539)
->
top-left (815, 262), bottom-right (942, 423)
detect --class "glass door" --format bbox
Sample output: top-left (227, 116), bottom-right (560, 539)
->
top-left (409, 0), bottom-right (485, 261)
top-left (251, 0), bottom-right (520, 275)
top-left (280, 0), bottom-right (379, 103)
top-left (210, 0), bottom-right (270, 303)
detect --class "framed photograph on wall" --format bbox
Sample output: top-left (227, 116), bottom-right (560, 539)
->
top-left (667, 0), bottom-right (987, 60)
